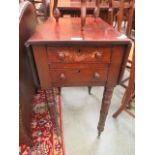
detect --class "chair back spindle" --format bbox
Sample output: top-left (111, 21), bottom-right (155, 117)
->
top-left (94, 0), bottom-right (100, 19)
top-left (81, 0), bottom-right (86, 30)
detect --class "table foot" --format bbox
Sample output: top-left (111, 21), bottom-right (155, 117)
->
top-left (97, 131), bottom-right (102, 139)
top-left (88, 86), bottom-right (92, 95)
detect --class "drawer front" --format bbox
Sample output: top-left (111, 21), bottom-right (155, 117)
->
top-left (47, 47), bottom-right (111, 63)
top-left (49, 66), bottom-right (108, 86)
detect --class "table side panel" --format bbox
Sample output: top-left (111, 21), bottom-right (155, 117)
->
top-left (106, 45), bottom-right (127, 87)
top-left (32, 46), bottom-right (51, 89)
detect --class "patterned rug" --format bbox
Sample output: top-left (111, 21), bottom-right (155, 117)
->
top-left (20, 89), bottom-right (65, 155)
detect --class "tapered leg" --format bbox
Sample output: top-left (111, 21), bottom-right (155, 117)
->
top-left (88, 86), bottom-right (92, 95)
top-left (58, 87), bottom-right (61, 95)
top-left (97, 87), bottom-right (114, 137)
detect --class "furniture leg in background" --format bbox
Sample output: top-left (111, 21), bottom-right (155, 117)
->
top-left (58, 87), bottom-right (61, 95)
top-left (88, 86), bottom-right (92, 95)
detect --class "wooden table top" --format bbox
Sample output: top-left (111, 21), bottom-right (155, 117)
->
top-left (27, 17), bottom-right (131, 46)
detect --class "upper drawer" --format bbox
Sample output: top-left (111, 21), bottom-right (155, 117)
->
top-left (47, 47), bottom-right (111, 63)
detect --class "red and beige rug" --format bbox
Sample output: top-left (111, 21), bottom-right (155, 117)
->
top-left (20, 89), bottom-right (65, 155)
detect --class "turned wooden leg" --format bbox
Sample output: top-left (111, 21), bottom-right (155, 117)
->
top-left (97, 87), bottom-right (114, 137)
top-left (88, 86), bottom-right (92, 95)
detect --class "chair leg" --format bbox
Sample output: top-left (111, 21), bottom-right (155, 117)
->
top-left (113, 72), bottom-right (134, 118)
top-left (126, 92), bottom-right (134, 109)
top-left (112, 88), bottom-right (133, 118)
top-left (88, 86), bottom-right (92, 95)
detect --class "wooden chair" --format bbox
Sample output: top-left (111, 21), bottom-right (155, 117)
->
top-left (108, 0), bottom-right (135, 118)
top-left (108, 0), bottom-right (135, 36)
top-left (113, 44), bottom-right (135, 118)
top-left (114, 0), bottom-right (135, 85)
top-left (19, 0), bottom-right (39, 145)
top-left (115, 0), bottom-right (134, 91)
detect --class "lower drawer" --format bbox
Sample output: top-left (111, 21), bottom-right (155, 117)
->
top-left (50, 67), bottom-right (108, 86)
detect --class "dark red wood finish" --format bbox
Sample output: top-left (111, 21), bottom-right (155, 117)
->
top-left (26, 17), bottom-right (131, 136)
top-left (19, 1), bottom-right (38, 145)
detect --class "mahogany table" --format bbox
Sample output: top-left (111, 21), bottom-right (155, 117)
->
top-left (26, 17), bottom-right (131, 137)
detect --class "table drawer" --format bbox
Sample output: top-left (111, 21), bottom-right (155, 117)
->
top-left (50, 66), bottom-right (108, 85)
top-left (47, 47), bottom-right (111, 63)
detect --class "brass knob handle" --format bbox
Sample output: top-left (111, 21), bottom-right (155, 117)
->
top-left (95, 52), bottom-right (102, 59)
top-left (60, 73), bottom-right (66, 80)
top-left (58, 53), bottom-right (65, 60)
top-left (94, 72), bottom-right (100, 79)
